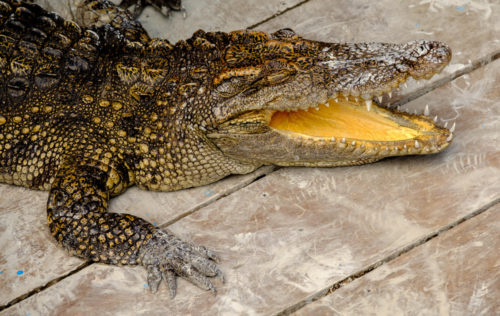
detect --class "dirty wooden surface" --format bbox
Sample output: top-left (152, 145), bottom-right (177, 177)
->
top-left (1, 0), bottom-right (499, 315)
top-left (295, 203), bottom-right (500, 315)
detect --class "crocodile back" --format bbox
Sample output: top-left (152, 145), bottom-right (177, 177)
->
top-left (0, 0), bottom-right (101, 111)
top-left (0, 0), bottom-right (109, 188)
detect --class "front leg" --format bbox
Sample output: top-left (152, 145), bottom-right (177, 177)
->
top-left (47, 158), bottom-right (222, 297)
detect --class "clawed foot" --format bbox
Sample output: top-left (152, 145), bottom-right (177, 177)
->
top-left (140, 230), bottom-right (224, 298)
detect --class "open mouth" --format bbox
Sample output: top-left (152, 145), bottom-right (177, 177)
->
top-left (267, 94), bottom-right (453, 154)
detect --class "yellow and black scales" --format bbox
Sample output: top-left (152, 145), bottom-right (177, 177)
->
top-left (0, 0), bottom-right (452, 296)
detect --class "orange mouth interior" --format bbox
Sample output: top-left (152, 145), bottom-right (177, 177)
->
top-left (269, 98), bottom-right (420, 141)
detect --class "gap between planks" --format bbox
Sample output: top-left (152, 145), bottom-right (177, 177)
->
top-left (247, 0), bottom-right (312, 30)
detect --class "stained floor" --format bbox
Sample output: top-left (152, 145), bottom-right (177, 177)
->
top-left (1, 0), bottom-right (499, 315)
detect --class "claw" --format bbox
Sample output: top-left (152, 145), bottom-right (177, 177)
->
top-left (163, 269), bottom-right (177, 299)
top-left (180, 264), bottom-right (217, 295)
top-left (194, 244), bottom-right (220, 262)
top-left (216, 269), bottom-right (226, 284)
top-left (191, 257), bottom-right (222, 277)
top-left (147, 265), bottom-right (162, 294)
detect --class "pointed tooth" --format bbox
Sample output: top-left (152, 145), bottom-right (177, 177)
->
top-left (334, 98), bottom-right (339, 102)
top-left (424, 104), bottom-right (430, 116)
top-left (351, 141), bottom-right (356, 146)
top-left (414, 140), bottom-right (420, 149)
top-left (315, 106), bottom-right (320, 111)
top-left (325, 102), bottom-right (330, 107)
top-left (353, 96), bottom-right (359, 102)
top-left (388, 92), bottom-right (392, 98)
top-left (444, 122), bottom-right (448, 128)
top-left (446, 133), bottom-right (453, 142)
top-left (365, 100), bottom-right (372, 111)
top-left (450, 122), bottom-right (456, 132)
top-left (341, 137), bottom-right (346, 144)
top-left (330, 136), bottom-right (336, 142)
top-left (433, 115), bottom-right (438, 122)
top-left (377, 96), bottom-right (383, 103)
top-left (403, 82), bottom-right (408, 89)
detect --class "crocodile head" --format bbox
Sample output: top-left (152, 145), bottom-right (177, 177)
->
top-left (202, 29), bottom-right (452, 167)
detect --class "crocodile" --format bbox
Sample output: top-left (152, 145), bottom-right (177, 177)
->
top-left (0, 0), bottom-right (452, 297)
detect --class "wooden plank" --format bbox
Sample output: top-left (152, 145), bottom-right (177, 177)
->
top-left (4, 56), bottom-right (500, 314)
top-left (296, 203), bottom-right (500, 315)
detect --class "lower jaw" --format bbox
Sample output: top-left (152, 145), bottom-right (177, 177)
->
top-left (212, 126), bottom-right (452, 168)
top-left (269, 128), bottom-right (451, 167)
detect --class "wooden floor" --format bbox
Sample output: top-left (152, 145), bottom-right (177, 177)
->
top-left (1, 0), bottom-right (500, 315)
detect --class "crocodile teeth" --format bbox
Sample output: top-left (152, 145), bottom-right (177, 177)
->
top-left (414, 140), bottom-right (420, 149)
top-left (341, 137), bottom-right (346, 144)
top-left (330, 137), bottom-right (336, 142)
top-left (424, 104), bottom-right (430, 116)
top-left (450, 122), bottom-right (456, 132)
top-left (446, 133), bottom-right (453, 142)
top-left (433, 115), bottom-right (438, 122)
top-left (351, 141), bottom-right (356, 146)
top-left (377, 96), bottom-right (383, 103)
top-left (444, 122), bottom-right (448, 128)
top-left (365, 100), bottom-right (372, 112)
top-left (388, 91), bottom-right (392, 98)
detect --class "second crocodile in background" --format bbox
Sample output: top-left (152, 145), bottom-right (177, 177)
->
top-left (0, 0), bottom-right (452, 297)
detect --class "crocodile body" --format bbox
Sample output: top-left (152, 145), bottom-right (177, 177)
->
top-left (0, 0), bottom-right (452, 296)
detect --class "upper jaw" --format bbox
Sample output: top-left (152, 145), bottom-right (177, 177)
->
top-left (318, 40), bottom-right (452, 104)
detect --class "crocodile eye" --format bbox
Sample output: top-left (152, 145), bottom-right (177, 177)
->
top-left (272, 28), bottom-right (298, 39)
top-left (215, 77), bottom-right (254, 98)
top-left (214, 66), bottom-right (263, 98)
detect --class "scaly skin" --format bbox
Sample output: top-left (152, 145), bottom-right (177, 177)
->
top-left (0, 0), bottom-right (452, 296)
